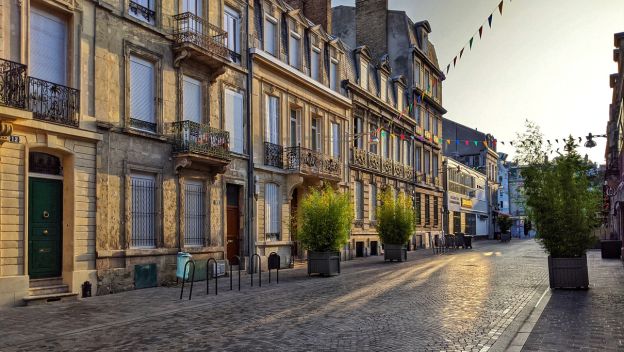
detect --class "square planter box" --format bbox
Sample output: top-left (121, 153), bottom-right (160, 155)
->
top-left (601, 240), bottom-right (622, 259)
top-left (548, 255), bottom-right (589, 289)
top-left (384, 244), bottom-right (407, 262)
top-left (308, 251), bottom-right (340, 276)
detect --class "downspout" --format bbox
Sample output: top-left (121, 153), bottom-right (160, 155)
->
top-left (245, 2), bottom-right (255, 274)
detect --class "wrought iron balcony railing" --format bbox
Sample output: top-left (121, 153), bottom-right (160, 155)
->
top-left (173, 12), bottom-right (230, 59)
top-left (285, 146), bottom-right (341, 178)
top-left (170, 120), bottom-right (230, 160)
top-left (129, 1), bottom-right (156, 23)
top-left (28, 77), bottom-right (80, 127)
top-left (0, 58), bottom-right (27, 109)
top-left (264, 142), bottom-right (283, 168)
top-left (350, 147), bottom-right (415, 182)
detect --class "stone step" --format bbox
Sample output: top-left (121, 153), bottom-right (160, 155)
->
top-left (23, 292), bottom-right (78, 306)
top-left (29, 277), bottom-right (63, 288)
top-left (28, 284), bottom-right (69, 296)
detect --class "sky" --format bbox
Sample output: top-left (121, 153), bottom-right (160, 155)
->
top-left (332, 0), bottom-right (624, 163)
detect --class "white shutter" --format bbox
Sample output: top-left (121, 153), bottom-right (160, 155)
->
top-left (265, 183), bottom-right (281, 238)
top-left (225, 89), bottom-right (244, 153)
top-left (130, 56), bottom-right (155, 124)
top-left (311, 49), bottom-right (320, 81)
top-left (266, 95), bottom-right (279, 144)
top-left (289, 35), bottom-right (300, 68)
top-left (30, 9), bottom-right (67, 85)
top-left (183, 75), bottom-right (202, 123)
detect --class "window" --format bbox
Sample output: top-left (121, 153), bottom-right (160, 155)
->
top-left (182, 0), bottom-right (202, 15)
top-left (414, 61), bottom-right (421, 87)
top-left (415, 193), bottom-right (422, 225)
top-left (380, 75), bottom-right (387, 102)
top-left (289, 109), bottom-right (301, 147)
top-left (265, 95), bottom-right (279, 144)
top-left (425, 69), bottom-right (430, 93)
top-left (354, 117), bottom-right (363, 149)
top-left (264, 16), bottom-right (277, 56)
top-left (397, 87), bottom-right (404, 110)
top-left (289, 30), bottom-right (300, 68)
top-left (331, 122), bottom-right (341, 158)
top-left (369, 123), bottom-right (378, 154)
top-left (131, 173), bottom-right (157, 248)
top-left (360, 60), bottom-right (368, 90)
top-left (224, 6), bottom-right (241, 61)
top-left (453, 211), bottom-right (461, 234)
top-left (184, 181), bottom-right (204, 247)
top-left (183, 75), bottom-right (202, 123)
top-left (369, 184), bottom-right (377, 221)
top-left (433, 154), bottom-right (439, 177)
top-left (311, 117), bottom-right (321, 151)
top-left (264, 183), bottom-right (281, 241)
top-left (392, 134), bottom-right (400, 161)
top-left (415, 106), bottom-right (421, 125)
top-left (415, 146), bottom-right (422, 173)
top-left (225, 88), bottom-right (244, 153)
top-left (330, 59), bottom-right (338, 91)
top-left (30, 9), bottom-right (67, 85)
top-left (381, 130), bottom-right (390, 158)
top-left (404, 140), bottom-right (413, 166)
top-left (130, 56), bottom-right (156, 131)
top-left (433, 116), bottom-right (438, 136)
top-left (311, 47), bottom-right (320, 81)
top-left (355, 181), bottom-right (364, 220)
top-left (425, 195), bottom-right (430, 226)
top-left (433, 197), bottom-right (439, 226)
top-left (424, 150), bottom-right (430, 175)
top-left (424, 110), bottom-right (430, 131)
top-left (129, 0), bottom-right (156, 25)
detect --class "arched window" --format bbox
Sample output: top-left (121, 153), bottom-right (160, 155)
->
top-left (29, 152), bottom-right (61, 175)
top-left (265, 183), bottom-right (281, 241)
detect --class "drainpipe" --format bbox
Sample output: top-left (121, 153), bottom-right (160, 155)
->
top-left (245, 2), bottom-right (255, 274)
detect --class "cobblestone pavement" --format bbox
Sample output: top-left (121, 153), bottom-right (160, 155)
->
top-left (522, 251), bottom-right (624, 352)
top-left (0, 240), bottom-right (549, 352)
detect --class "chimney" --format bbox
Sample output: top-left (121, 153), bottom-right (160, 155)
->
top-left (284, 0), bottom-right (333, 33)
top-left (355, 0), bottom-right (388, 58)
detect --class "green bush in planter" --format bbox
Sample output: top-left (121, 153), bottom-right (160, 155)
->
top-left (497, 214), bottom-right (512, 234)
top-left (515, 122), bottom-right (600, 258)
top-left (375, 188), bottom-right (415, 245)
top-left (297, 187), bottom-right (353, 252)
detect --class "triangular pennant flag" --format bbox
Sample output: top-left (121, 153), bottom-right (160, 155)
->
top-left (410, 135), bottom-right (415, 140)
top-left (465, 140), bottom-right (469, 146)
top-left (474, 141), bottom-right (478, 146)
top-left (455, 140), bottom-right (459, 145)
top-left (453, 56), bottom-right (457, 67)
top-left (469, 37), bottom-right (474, 50)
top-left (460, 48), bottom-right (465, 58)
top-left (498, 1), bottom-right (503, 15)
top-left (510, 141), bottom-right (514, 146)
top-left (483, 141), bottom-right (488, 147)
top-left (578, 137), bottom-right (582, 143)
top-left (400, 133), bottom-right (405, 140)
top-left (479, 26), bottom-right (483, 38)
top-left (501, 141), bottom-right (505, 145)
top-left (555, 139), bottom-right (559, 143)
top-left (447, 64), bottom-right (450, 74)
top-left (446, 139), bottom-right (450, 145)
top-left (547, 140), bottom-right (551, 145)
top-left (488, 14), bottom-right (493, 28)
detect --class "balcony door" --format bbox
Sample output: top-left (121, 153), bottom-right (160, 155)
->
top-left (30, 8), bottom-right (67, 85)
top-left (182, 0), bottom-right (202, 16)
top-left (183, 75), bottom-right (202, 124)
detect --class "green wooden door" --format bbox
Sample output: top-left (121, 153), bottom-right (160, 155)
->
top-left (28, 178), bottom-right (63, 279)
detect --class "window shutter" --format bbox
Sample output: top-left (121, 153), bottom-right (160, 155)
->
top-left (225, 89), bottom-right (244, 153)
top-left (265, 183), bottom-right (280, 237)
top-left (130, 56), bottom-right (155, 124)
top-left (183, 0), bottom-right (201, 14)
top-left (30, 9), bottom-right (67, 85)
top-left (266, 96), bottom-right (279, 144)
top-left (183, 76), bottom-right (202, 123)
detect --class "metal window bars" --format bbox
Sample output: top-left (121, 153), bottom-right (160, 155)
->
top-left (130, 177), bottom-right (157, 248)
top-left (264, 142), bottom-right (284, 168)
top-left (128, 0), bottom-right (156, 23)
top-left (173, 12), bottom-right (230, 58)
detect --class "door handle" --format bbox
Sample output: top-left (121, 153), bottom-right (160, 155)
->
top-left (43, 229), bottom-right (48, 235)
top-left (43, 211), bottom-right (49, 219)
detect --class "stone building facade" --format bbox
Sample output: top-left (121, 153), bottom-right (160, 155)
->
top-left (0, 0), bottom-right (101, 306)
top-left (93, 0), bottom-right (248, 293)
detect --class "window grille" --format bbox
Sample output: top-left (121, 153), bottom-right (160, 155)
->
top-left (185, 181), bottom-right (205, 247)
top-left (131, 174), bottom-right (157, 248)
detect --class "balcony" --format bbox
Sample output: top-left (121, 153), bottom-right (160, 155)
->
top-left (264, 142), bottom-right (284, 168)
top-left (285, 146), bottom-right (342, 180)
top-left (173, 12), bottom-right (230, 73)
top-left (170, 120), bottom-right (231, 172)
top-left (0, 58), bottom-right (27, 110)
top-left (350, 147), bottom-right (414, 182)
top-left (28, 77), bottom-right (80, 127)
top-left (129, 1), bottom-right (156, 24)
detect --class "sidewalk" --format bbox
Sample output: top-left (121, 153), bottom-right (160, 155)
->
top-left (521, 250), bottom-right (624, 351)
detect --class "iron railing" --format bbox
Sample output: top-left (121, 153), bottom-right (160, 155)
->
top-left (129, 0), bottom-right (156, 23)
top-left (28, 77), bottom-right (80, 127)
top-left (173, 12), bottom-right (230, 58)
top-left (170, 120), bottom-right (231, 160)
top-left (229, 50), bottom-right (242, 64)
top-left (350, 147), bottom-right (415, 182)
top-left (0, 58), bottom-right (27, 109)
top-left (264, 142), bottom-right (283, 168)
top-left (130, 118), bottom-right (157, 133)
top-left (285, 146), bottom-right (341, 178)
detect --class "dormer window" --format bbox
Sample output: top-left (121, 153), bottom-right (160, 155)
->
top-left (289, 27), bottom-right (300, 68)
top-left (397, 86), bottom-right (404, 110)
top-left (360, 59), bottom-right (368, 91)
top-left (380, 75), bottom-right (387, 102)
top-left (329, 47), bottom-right (339, 92)
top-left (310, 35), bottom-right (320, 81)
top-left (264, 14), bottom-right (278, 56)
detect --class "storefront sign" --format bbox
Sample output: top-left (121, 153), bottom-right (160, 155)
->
top-left (461, 198), bottom-right (473, 208)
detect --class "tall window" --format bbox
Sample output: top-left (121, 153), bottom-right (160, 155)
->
top-left (289, 30), bottom-right (300, 68)
top-left (264, 183), bottom-right (281, 241)
top-left (425, 69), bottom-right (430, 92)
top-left (415, 146), bottom-right (422, 173)
top-left (130, 56), bottom-right (156, 132)
top-left (224, 89), bottom-right (244, 153)
top-left (184, 181), bottom-right (204, 247)
top-left (415, 106), bottom-right (421, 125)
top-left (369, 184), bottom-right (377, 221)
top-left (424, 150), bottom-right (431, 175)
top-left (224, 6), bottom-right (241, 62)
top-left (433, 116), bottom-right (439, 136)
top-left (424, 110), bottom-right (430, 131)
top-left (404, 140), bottom-right (413, 166)
top-left (289, 109), bottom-right (301, 147)
top-left (265, 95), bottom-right (279, 144)
top-left (433, 154), bottom-right (439, 177)
top-left (415, 193), bottom-right (422, 225)
top-left (311, 117), bottom-right (321, 151)
top-left (381, 130), bottom-right (390, 158)
top-left (331, 122), bottom-right (341, 158)
top-left (131, 173), bottom-right (156, 248)
top-left (353, 117), bottom-right (363, 149)
top-left (433, 197), bottom-right (439, 226)
top-left (380, 75), bottom-right (387, 102)
top-left (183, 75), bottom-right (202, 123)
top-left (425, 195), bottom-right (431, 226)
top-left (30, 9), bottom-right (67, 85)
top-left (393, 134), bottom-right (400, 161)
top-left (355, 181), bottom-right (364, 220)
top-left (397, 87), bottom-right (404, 110)
top-left (414, 61), bottom-right (421, 87)
top-left (311, 46), bottom-right (320, 81)
top-left (330, 59), bottom-right (338, 91)
top-left (360, 60), bottom-right (368, 90)
top-left (369, 123), bottom-right (378, 154)
top-left (264, 16), bottom-right (277, 56)
top-left (129, 0), bottom-right (155, 25)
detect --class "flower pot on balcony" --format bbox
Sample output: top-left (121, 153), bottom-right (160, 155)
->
top-left (548, 255), bottom-right (589, 289)
top-left (600, 240), bottom-right (622, 259)
top-left (384, 244), bottom-right (407, 262)
top-left (307, 251), bottom-right (340, 276)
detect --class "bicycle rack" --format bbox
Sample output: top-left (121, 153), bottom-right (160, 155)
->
top-left (268, 252), bottom-right (280, 284)
top-left (179, 260), bottom-right (196, 300)
top-left (250, 254), bottom-right (261, 287)
top-left (230, 255), bottom-right (241, 291)
top-left (206, 258), bottom-right (218, 295)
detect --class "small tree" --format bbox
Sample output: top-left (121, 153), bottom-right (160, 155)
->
top-left (497, 214), bottom-right (512, 234)
top-left (376, 188), bottom-right (415, 245)
top-left (297, 187), bottom-right (353, 252)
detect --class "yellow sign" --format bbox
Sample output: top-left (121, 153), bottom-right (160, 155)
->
top-left (461, 198), bottom-right (473, 208)
top-left (415, 126), bottom-right (423, 136)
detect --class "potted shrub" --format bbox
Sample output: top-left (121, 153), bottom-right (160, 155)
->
top-left (497, 214), bottom-right (512, 242)
top-left (376, 188), bottom-right (415, 262)
top-left (297, 187), bottom-right (352, 276)
top-left (516, 126), bottom-right (600, 289)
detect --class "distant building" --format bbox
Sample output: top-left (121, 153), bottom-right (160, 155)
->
top-left (508, 164), bottom-right (527, 237)
top-left (497, 153), bottom-right (511, 215)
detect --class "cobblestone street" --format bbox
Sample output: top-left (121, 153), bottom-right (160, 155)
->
top-left (0, 240), bottom-right (549, 352)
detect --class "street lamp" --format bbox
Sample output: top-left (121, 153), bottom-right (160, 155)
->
top-left (584, 133), bottom-right (607, 148)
